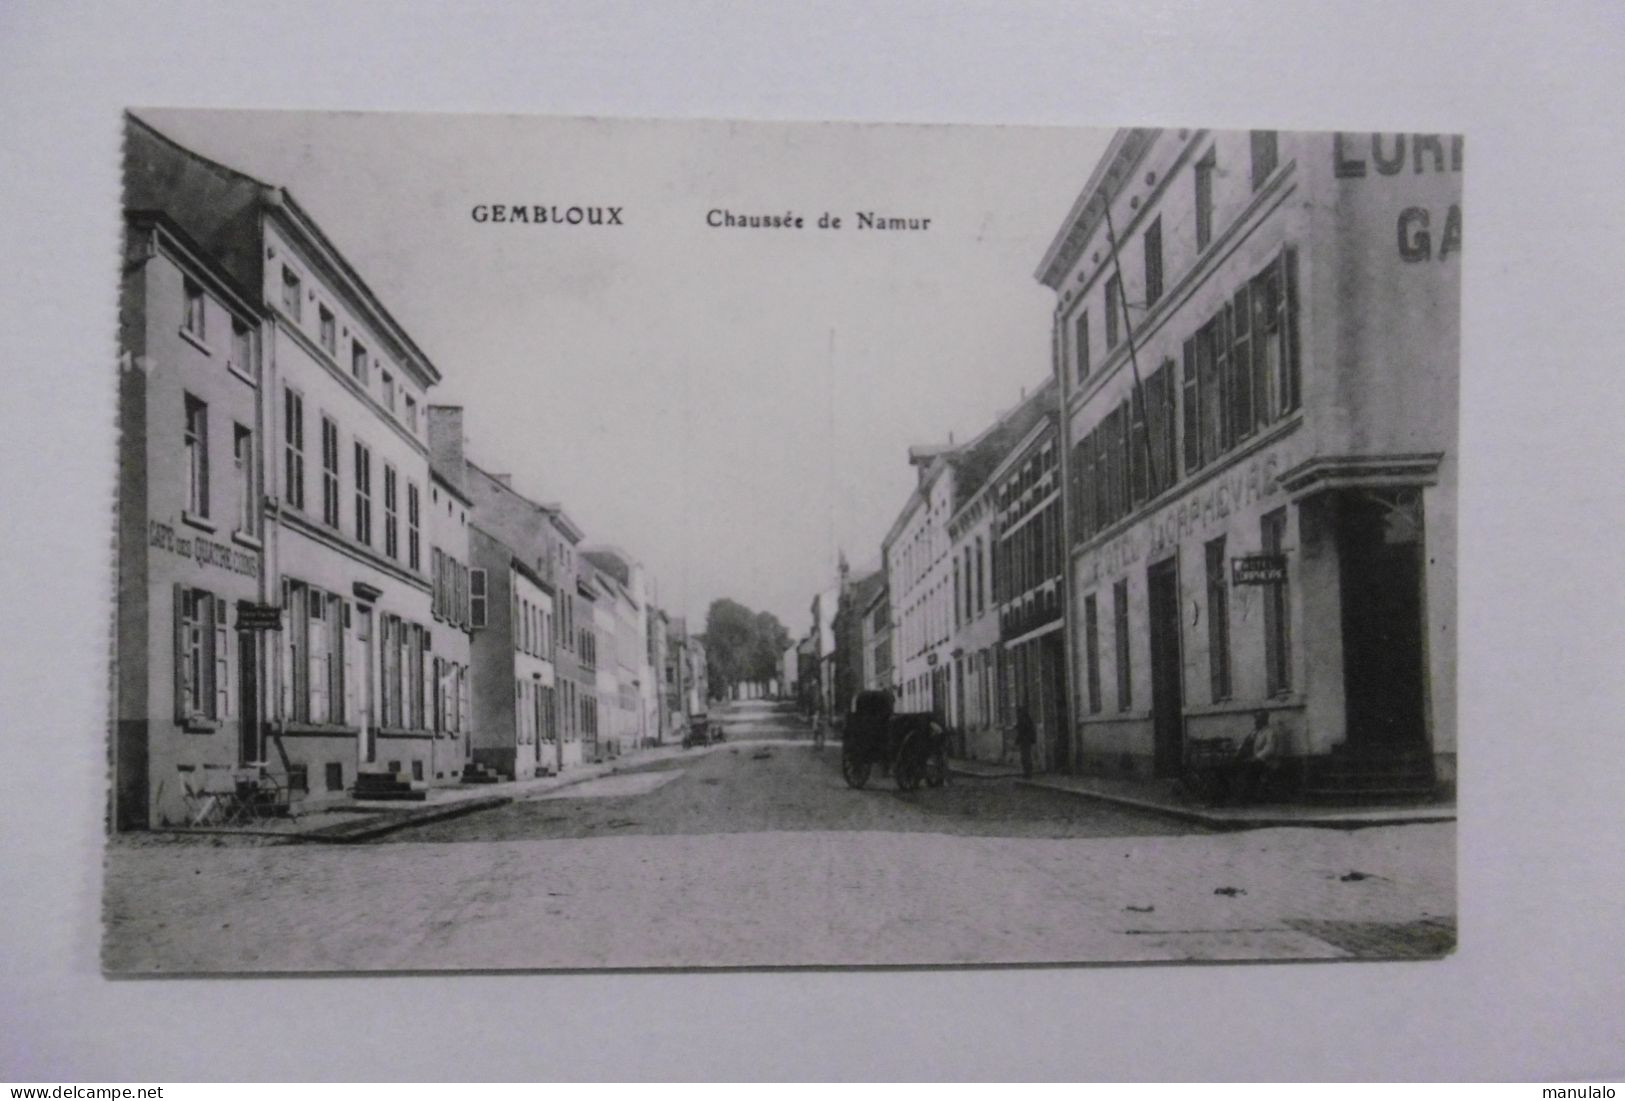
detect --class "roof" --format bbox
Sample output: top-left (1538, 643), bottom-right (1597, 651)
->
top-left (1035, 127), bottom-right (1161, 290)
top-left (947, 377), bottom-right (1058, 518)
top-left (124, 112), bottom-right (444, 387)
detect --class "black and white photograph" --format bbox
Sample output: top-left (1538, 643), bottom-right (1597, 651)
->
top-left (105, 110), bottom-right (1459, 973)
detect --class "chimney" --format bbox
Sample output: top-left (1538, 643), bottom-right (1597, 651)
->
top-left (427, 406), bottom-right (467, 493)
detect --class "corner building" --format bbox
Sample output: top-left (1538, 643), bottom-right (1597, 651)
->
top-left (1038, 128), bottom-right (1459, 796)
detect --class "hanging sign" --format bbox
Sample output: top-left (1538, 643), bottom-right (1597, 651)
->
top-left (1232, 555), bottom-right (1287, 585)
top-left (236, 601), bottom-right (283, 631)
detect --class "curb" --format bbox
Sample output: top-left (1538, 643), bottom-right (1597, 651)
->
top-left (1013, 777), bottom-right (1456, 831)
top-left (294, 795), bottom-right (514, 843)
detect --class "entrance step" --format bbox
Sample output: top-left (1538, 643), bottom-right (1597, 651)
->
top-left (352, 770), bottom-right (428, 801)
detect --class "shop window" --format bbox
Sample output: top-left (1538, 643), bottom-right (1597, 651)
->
top-left (1206, 537), bottom-right (1232, 701)
top-left (183, 394), bottom-right (208, 519)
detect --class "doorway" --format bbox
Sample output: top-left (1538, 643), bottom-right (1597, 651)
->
top-left (238, 630), bottom-right (259, 765)
top-left (1338, 488), bottom-right (1428, 751)
top-left (1147, 557), bottom-right (1185, 777)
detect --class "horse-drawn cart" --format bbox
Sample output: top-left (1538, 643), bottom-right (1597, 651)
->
top-left (840, 689), bottom-right (948, 792)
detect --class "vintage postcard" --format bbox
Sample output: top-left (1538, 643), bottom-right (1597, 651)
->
top-left (105, 109), bottom-right (1459, 972)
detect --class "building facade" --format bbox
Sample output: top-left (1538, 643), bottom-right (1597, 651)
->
top-left (426, 466), bottom-right (475, 783)
top-left (861, 582), bottom-right (894, 695)
top-left (115, 206), bottom-right (267, 829)
top-left (1038, 128), bottom-right (1459, 794)
top-left (990, 409), bottom-right (1068, 772)
top-left (468, 524), bottom-right (556, 778)
top-left (122, 115), bottom-right (450, 819)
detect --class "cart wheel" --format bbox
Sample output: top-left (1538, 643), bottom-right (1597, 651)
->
top-left (894, 736), bottom-right (920, 792)
top-left (841, 751), bottom-right (871, 789)
top-left (924, 748), bottom-right (947, 788)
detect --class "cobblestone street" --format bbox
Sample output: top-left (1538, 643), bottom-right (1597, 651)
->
top-left (103, 704), bottom-right (1454, 973)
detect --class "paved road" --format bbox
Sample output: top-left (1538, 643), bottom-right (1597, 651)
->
top-left (391, 721), bottom-right (1194, 845)
top-left (102, 700), bottom-right (1455, 972)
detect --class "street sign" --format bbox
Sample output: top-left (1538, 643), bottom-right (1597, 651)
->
top-left (1232, 555), bottom-right (1287, 585)
top-left (235, 601), bottom-right (283, 630)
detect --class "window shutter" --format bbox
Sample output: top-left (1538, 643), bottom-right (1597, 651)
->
top-left (419, 627), bottom-right (432, 729)
top-left (458, 665), bottom-right (470, 736)
top-left (213, 595), bottom-right (230, 720)
top-left (1182, 337), bottom-right (1199, 475)
top-left (173, 583), bottom-right (188, 722)
top-left (341, 600), bottom-right (357, 726)
top-left (470, 568), bottom-right (487, 628)
top-left (431, 549), bottom-right (442, 617)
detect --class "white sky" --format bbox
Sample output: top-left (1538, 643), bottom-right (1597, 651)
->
top-left (140, 108), bottom-right (1110, 633)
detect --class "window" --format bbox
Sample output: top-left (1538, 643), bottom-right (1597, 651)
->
top-left (407, 482), bottom-right (421, 570)
top-left (175, 586), bottom-right (228, 722)
top-left (1206, 537), bottom-right (1232, 702)
top-left (320, 416), bottom-right (340, 528)
top-left (470, 571), bottom-right (486, 628)
top-left (281, 266), bottom-right (302, 322)
top-left (283, 387), bottom-right (305, 511)
top-left (952, 559), bottom-right (961, 629)
top-left (381, 371), bottom-right (396, 413)
top-left (325, 762), bottom-right (344, 792)
top-left (282, 580), bottom-right (346, 725)
top-left (1113, 578), bottom-right (1131, 710)
top-left (1083, 593), bottom-right (1102, 714)
top-left (975, 536), bottom-right (986, 614)
top-left (1073, 309), bottom-right (1090, 382)
top-left (404, 394), bottom-right (418, 433)
top-left (1143, 217), bottom-right (1163, 307)
top-left (1104, 273), bottom-right (1122, 350)
top-left (431, 548), bottom-right (444, 617)
top-left (383, 465), bottom-right (398, 559)
top-left (230, 319), bottom-right (251, 375)
top-left (318, 305), bottom-right (336, 354)
top-left (1195, 148), bottom-right (1216, 251)
top-left (184, 394), bottom-right (208, 519)
top-left (183, 279), bottom-right (206, 340)
top-left (351, 340), bottom-right (369, 385)
top-left (1262, 508), bottom-right (1292, 695)
top-left (234, 423), bottom-right (255, 535)
top-left (1250, 130), bottom-right (1279, 190)
top-left (353, 440), bottom-right (372, 545)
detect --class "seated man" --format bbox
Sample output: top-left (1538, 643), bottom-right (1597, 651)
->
top-left (1232, 710), bottom-right (1283, 804)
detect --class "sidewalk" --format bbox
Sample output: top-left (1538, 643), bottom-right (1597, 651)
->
top-left (949, 758), bottom-right (1456, 830)
top-left (148, 738), bottom-right (753, 845)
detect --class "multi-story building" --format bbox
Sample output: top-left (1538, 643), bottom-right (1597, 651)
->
top-left (988, 389), bottom-right (1068, 772)
top-left (781, 643), bottom-right (799, 701)
top-left (831, 564), bottom-right (883, 718)
top-left (582, 546), bottom-right (655, 752)
top-left (122, 115), bottom-right (446, 817)
top-left (425, 463), bottom-right (475, 784)
top-left (1037, 128), bottom-right (1459, 795)
top-left (573, 560), bottom-right (602, 763)
top-left (115, 198), bottom-right (267, 829)
top-left (429, 405), bottom-right (588, 771)
top-left (860, 581), bottom-right (893, 695)
top-left (649, 607), bottom-right (672, 742)
top-left (467, 524), bottom-right (556, 778)
top-left (943, 381), bottom-right (1055, 762)
top-left (882, 446), bottom-right (959, 718)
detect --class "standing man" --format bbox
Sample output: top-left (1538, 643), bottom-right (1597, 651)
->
top-left (1015, 702), bottom-right (1037, 779)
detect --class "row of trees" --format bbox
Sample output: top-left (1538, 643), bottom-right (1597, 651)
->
top-left (701, 597), bottom-right (791, 700)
